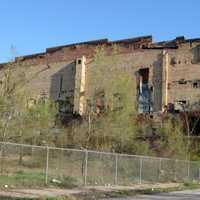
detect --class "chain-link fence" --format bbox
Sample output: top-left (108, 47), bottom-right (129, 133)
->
top-left (0, 141), bottom-right (200, 187)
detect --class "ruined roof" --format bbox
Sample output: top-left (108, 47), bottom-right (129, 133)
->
top-left (16, 52), bottom-right (46, 61)
top-left (46, 39), bottom-right (109, 53)
top-left (108, 35), bottom-right (152, 44)
top-left (148, 36), bottom-right (200, 49)
top-left (46, 35), bottom-right (153, 53)
top-left (11, 35), bottom-right (153, 63)
top-left (1, 35), bottom-right (200, 66)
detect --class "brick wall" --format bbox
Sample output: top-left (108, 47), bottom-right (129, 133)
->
top-left (167, 42), bottom-right (200, 109)
top-left (18, 60), bottom-right (76, 102)
top-left (85, 49), bottom-right (163, 113)
top-left (1, 36), bottom-right (200, 115)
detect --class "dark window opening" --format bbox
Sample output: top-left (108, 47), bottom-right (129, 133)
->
top-left (168, 83), bottom-right (171, 90)
top-left (95, 91), bottom-right (105, 114)
top-left (178, 79), bottom-right (187, 85)
top-left (178, 100), bottom-right (187, 105)
top-left (78, 59), bottom-right (82, 64)
top-left (193, 82), bottom-right (198, 88)
top-left (59, 75), bottom-right (63, 97)
top-left (58, 96), bottom-right (74, 114)
top-left (192, 80), bottom-right (200, 88)
top-left (188, 115), bottom-right (200, 136)
top-left (170, 57), bottom-right (177, 65)
top-left (139, 68), bottom-right (149, 84)
top-left (167, 103), bottom-right (175, 113)
top-left (137, 68), bottom-right (152, 113)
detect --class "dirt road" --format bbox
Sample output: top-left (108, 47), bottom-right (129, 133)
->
top-left (102, 189), bottom-right (200, 200)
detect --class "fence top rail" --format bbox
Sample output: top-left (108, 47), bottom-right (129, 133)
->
top-left (0, 141), bottom-right (199, 164)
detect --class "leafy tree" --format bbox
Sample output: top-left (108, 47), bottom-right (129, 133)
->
top-left (68, 46), bottom-right (188, 159)
top-left (0, 61), bottom-right (57, 145)
top-left (156, 116), bottom-right (187, 159)
top-left (69, 46), bottom-right (151, 154)
top-left (0, 46), bottom-right (189, 160)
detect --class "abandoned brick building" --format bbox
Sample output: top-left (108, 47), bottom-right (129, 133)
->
top-left (1, 35), bottom-right (200, 132)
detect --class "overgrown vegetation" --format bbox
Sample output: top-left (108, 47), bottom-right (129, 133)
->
top-left (0, 170), bottom-right (79, 189)
top-left (0, 53), bottom-right (198, 191)
top-left (58, 46), bottom-right (189, 159)
top-left (0, 46), bottom-right (195, 161)
top-left (0, 61), bottom-right (57, 146)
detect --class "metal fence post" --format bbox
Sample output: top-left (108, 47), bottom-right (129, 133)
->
top-left (139, 157), bottom-right (143, 184)
top-left (114, 154), bottom-right (118, 185)
top-left (158, 158), bottom-right (162, 181)
top-left (187, 160), bottom-right (190, 181)
top-left (174, 159), bottom-right (177, 181)
top-left (84, 150), bottom-right (88, 186)
top-left (199, 168), bottom-right (200, 181)
top-left (45, 146), bottom-right (49, 185)
top-left (0, 143), bottom-right (5, 174)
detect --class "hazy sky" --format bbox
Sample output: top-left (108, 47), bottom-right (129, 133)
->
top-left (0, 0), bottom-right (200, 62)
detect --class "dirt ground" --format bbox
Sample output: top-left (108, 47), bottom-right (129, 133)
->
top-left (0, 183), bottom-right (181, 199)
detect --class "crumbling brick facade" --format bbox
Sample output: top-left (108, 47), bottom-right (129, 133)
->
top-left (1, 35), bottom-right (200, 117)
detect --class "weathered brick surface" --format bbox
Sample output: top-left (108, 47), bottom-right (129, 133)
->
top-left (20, 60), bottom-right (76, 101)
top-left (168, 44), bottom-right (200, 107)
top-left (1, 36), bottom-right (200, 114)
top-left (85, 49), bottom-right (163, 112)
top-left (12, 36), bottom-right (153, 67)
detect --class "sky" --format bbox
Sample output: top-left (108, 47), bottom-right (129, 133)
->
top-left (0, 0), bottom-right (200, 62)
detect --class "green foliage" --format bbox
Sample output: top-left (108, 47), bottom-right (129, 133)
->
top-left (21, 100), bottom-right (57, 145)
top-left (0, 171), bottom-right (46, 187)
top-left (0, 46), bottom-right (190, 160)
top-left (0, 62), bottom-right (57, 146)
top-left (156, 116), bottom-right (187, 159)
top-left (0, 63), bottom-right (28, 142)
top-left (69, 46), bottom-right (188, 158)
top-left (69, 46), bottom-right (152, 154)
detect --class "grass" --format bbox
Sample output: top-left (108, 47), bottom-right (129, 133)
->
top-left (0, 171), bottom-right (45, 188)
top-left (0, 171), bottom-right (80, 189)
top-left (0, 157), bottom-right (200, 199)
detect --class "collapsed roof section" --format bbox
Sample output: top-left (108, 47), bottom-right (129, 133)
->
top-left (17, 35), bottom-right (152, 60)
top-left (1, 35), bottom-right (200, 66)
top-left (149, 36), bottom-right (200, 49)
